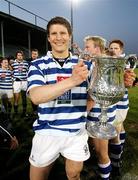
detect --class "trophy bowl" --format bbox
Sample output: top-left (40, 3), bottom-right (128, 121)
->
top-left (87, 56), bottom-right (126, 139)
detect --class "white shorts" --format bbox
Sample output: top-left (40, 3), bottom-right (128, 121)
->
top-left (113, 109), bottom-right (128, 127)
top-left (13, 81), bottom-right (27, 93)
top-left (0, 89), bottom-right (13, 99)
top-left (29, 131), bottom-right (90, 167)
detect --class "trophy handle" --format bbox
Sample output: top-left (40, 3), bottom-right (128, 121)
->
top-left (125, 54), bottom-right (137, 70)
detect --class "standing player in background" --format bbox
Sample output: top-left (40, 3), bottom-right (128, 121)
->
top-left (27, 49), bottom-right (39, 66)
top-left (85, 36), bottom-right (114, 180)
top-left (11, 50), bottom-right (29, 117)
top-left (108, 39), bottom-right (134, 178)
top-left (27, 49), bottom-right (39, 114)
top-left (0, 57), bottom-right (19, 150)
top-left (0, 57), bottom-right (13, 119)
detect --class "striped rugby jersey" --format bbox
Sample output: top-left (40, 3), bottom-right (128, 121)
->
top-left (87, 89), bottom-right (129, 124)
top-left (11, 59), bottom-right (29, 81)
top-left (27, 51), bottom-right (93, 136)
top-left (0, 68), bottom-right (13, 90)
top-left (116, 89), bottom-right (129, 110)
top-left (116, 54), bottom-right (129, 111)
top-left (115, 54), bottom-right (129, 111)
top-left (87, 103), bottom-right (117, 124)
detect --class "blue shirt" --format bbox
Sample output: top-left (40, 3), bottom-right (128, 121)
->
top-left (27, 51), bottom-right (93, 136)
top-left (11, 59), bottom-right (29, 81)
top-left (0, 68), bottom-right (13, 90)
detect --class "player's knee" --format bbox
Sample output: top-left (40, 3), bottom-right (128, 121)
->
top-left (66, 166), bottom-right (82, 180)
top-left (66, 171), bottom-right (80, 180)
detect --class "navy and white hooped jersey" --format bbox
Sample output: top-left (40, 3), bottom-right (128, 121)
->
top-left (0, 68), bottom-right (13, 90)
top-left (116, 89), bottom-right (129, 110)
top-left (27, 51), bottom-right (93, 136)
top-left (87, 103), bottom-right (117, 124)
top-left (12, 59), bottom-right (29, 81)
top-left (87, 90), bottom-right (129, 123)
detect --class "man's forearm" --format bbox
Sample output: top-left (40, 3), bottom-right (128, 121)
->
top-left (29, 77), bottom-right (76, 105)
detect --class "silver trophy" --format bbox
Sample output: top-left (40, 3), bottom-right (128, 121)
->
top-left (87, 56), bottom-right (126, 139)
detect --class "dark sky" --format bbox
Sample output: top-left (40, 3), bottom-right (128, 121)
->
top-left (1, 0), bottom-right (138, 54)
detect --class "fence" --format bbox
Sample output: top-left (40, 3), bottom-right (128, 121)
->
top-left (0, 0), bottom-right (49, 29)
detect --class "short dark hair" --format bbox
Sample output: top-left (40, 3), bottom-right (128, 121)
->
top-left (47, 16), bottom-right (72, 36)
top-left (15, 50), bottom-right (24, 57)
top-left (0, 57), bottom-right (8, 64)
top-left (31, 49), bottom-right (38, 52)
top-left (109, 39), bottom-right (124, 49)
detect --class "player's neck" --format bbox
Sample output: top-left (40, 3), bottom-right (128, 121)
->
top-left (16, 59), bottom-right (23, 63)
top-left (52, 50), bottom-right (69, 59)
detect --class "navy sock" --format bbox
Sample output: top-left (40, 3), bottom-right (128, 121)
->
top-left (98, 161), bottom-right (112, 180)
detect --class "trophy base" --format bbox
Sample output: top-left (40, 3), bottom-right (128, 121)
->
top-left (87, 122), bottom-right (117, 140)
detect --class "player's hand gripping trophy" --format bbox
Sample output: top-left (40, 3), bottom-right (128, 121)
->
top-left (86, 56), bottom-right (126, 139)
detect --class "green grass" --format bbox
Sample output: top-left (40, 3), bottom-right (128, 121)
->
top-left (122, 68), bottom-right (138, 176)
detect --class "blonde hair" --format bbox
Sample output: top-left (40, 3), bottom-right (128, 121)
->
top-left (84, 35), bottom-right (107, 53)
